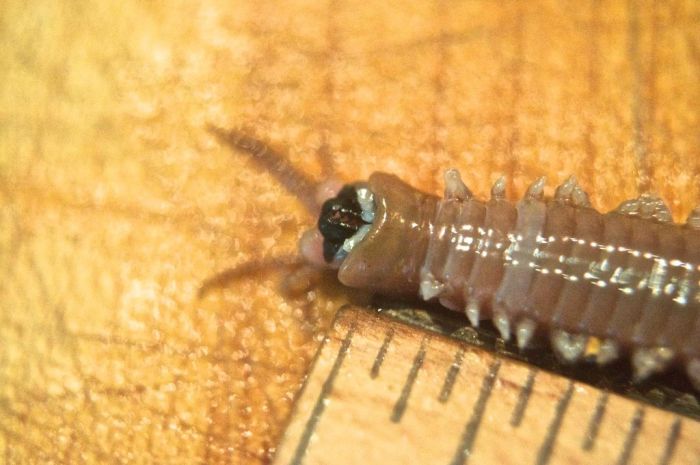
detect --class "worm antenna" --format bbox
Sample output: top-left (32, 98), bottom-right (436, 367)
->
top-left (208, 125), bottom-right (321, 214)
top-left (316, 138), bottom-right (336, 179)
top-left (198, 255), bottom-right (303, 299)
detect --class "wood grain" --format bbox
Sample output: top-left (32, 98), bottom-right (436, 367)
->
top-left (0, 1), bottom-right (698, 464)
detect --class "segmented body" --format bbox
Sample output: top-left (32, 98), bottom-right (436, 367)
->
top-left (208, 126), bottom-right (700, 390)
top-left (331, 171), bottom-right (700, 388)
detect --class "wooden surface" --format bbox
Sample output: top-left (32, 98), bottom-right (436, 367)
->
top-left (1, 1), bottom-right (699, 464)
top-left (273, 306), bottom-right (700, 465)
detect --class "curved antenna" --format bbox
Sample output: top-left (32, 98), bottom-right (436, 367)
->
top-left (208, 125), bottom-right (321, 214)
top-left (198, 255), bottom-right (303, 299)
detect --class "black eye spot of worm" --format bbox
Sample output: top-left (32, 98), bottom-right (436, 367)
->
top-left (318, 185), bottom-right (369, 262)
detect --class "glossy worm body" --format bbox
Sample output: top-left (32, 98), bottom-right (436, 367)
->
top-left (207, 127), bottom-right (700, 391)
top-left (306, 170), bottom-right (700, 389)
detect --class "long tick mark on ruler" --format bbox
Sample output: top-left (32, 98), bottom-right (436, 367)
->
top-left (438, 347), bottom-right (465, 403)
top-left (449, 359), bottom-right (501, 465)
top-left (615, 407), bottom-right (644, 465)
top-left (582, 391), bottom-right (608, 451)
top-left (657, 418), bottom-right (681, 465)
top-left (370, 328), bottom-right (394, 379)
top-left (390, 337), bottom-right (428, 423)
top-left (290, 324), bottom-right (356, 465)
top-left (510, 368), bottom-right (537, 427)
top-left (535, 381), bottom-right (575, 465)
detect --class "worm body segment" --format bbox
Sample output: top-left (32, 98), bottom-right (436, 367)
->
top-left (318, 171), bottom-right (700, 388)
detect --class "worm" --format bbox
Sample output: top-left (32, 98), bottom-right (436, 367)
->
top-left (209, 127), bottom-right (700, 391)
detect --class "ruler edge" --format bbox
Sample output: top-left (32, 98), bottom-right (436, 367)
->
top-left (270, 308), bottom-right (349, 458)
top-left (271, 305), bottom-right (698, 464)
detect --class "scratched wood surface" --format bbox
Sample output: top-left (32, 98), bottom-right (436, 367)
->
top-left (273, 306), bottom-right (700, 465)
top-left (0, 1), bottom-right (698, 464)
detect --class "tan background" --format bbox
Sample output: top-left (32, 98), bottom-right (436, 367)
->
top-left (1, 0), bottom-right (698, 464)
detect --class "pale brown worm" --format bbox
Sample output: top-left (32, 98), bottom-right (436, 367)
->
top-left (210, 127), bottom-right (700, 391)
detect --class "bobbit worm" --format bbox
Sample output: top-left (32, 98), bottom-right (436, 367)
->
top-left (208, 127), bottom-right (700, 391)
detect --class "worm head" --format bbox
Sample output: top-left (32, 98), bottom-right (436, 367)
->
top-left (299, 182), bottom-right (375, 269)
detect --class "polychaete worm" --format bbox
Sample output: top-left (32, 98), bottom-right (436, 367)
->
top-left (207, 126), bottom-right (700, 391)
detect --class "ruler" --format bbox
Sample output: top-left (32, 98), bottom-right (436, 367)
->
top-left (272, 306), bottom-right (699, 465)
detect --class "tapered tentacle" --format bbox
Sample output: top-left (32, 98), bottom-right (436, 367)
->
top-left (208, 125), bottom-right (323, 215)
top-left (443, 169), bottom-right (472, 200)
top-left (491, 176), bottom-right (547, 341)
top-left (198, 255), bottom-right (304, 298)
top-left (525, 176), bottom-right (546, 200)
top-left (490, 176), bottom-right (506, 200)
top-left (516, 318), bottom-right (536, 350)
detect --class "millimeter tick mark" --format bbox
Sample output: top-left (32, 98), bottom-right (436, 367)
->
top-left (449, 359), bottom-right (501, 465)
top-left (390, 338), bottom-right (427, 423)
top-left (439, 348), bottom-right (465, 403)
top-left (582, 392), bottom-right (608, 451)
top-left (289, 325), bottom-right (355, 465)
top-left (510, 368), bottom-right (536, 427)
top-left (535, 381), bottom-right (574, 465)
top-left (370, 328), bottom-right (394, 379)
